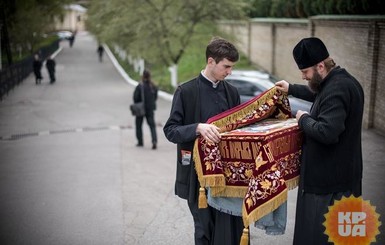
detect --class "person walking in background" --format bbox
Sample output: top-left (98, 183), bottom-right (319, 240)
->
top-left (133, 69), bottom-right (158, 149)
top-left (163, 37), bottom-right (248, 245)
top-left (46, 55), bottom-right (56, 84)
top-left (97, 45), bottom-right (104, 62)
top-left (275, 37), bottom-right (364, 245)
top-left (69, 33), bottom-right (75, 47)
top-left (33, 54), bottom-right (43, 85)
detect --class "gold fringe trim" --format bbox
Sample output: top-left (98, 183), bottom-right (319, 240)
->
top-left (242, 189), bottom-right (288, 226)
top-left (210, 185), bottom-right (248, 198)
top-left (285, 176), bottom-right (300, 190)
top-left (199, 175), bottom-right (226, 187)
top-left (211, 87), bottom-right (280, 131)
top-left (193, 139), bottom-right (206, 186)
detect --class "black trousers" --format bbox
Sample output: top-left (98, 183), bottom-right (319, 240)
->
top-left (48, 70), bottom-right (55, 83)
top-left (135, 112), bottom-right (157, 145)
top-left (34, 71), bottom-right (42, 83)
top-left (187, 200), bottom-right (247, 245)
top-left (293, 182), bottom-right (362, 245)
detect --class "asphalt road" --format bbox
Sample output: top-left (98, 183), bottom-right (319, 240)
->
top-left (0, 31), bottom-right (384, 245)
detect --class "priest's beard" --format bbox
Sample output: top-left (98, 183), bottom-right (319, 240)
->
top-left (308, 70), bottom-right (323, 93)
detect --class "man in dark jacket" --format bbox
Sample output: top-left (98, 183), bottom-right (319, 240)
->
top-left (275, 37), bottom-right (364, 244)
top-left (97, 45), bottom-right (104, 62)
top-left (164, 38), bottom-right (247, 245)
top-left (33, 54), bottom-right (43, 84)
top-left (46, 56), bottom-right (56, 84)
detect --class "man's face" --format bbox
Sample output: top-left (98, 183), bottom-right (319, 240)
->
top-left (207, 57), bottom-right (236, 82)
top-left (300, 66), bottom-right (323, 92)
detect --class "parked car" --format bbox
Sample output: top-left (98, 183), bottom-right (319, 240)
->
top-left (56, 31), bottom-right (73, 40)
top-left (225, 70), bottom-right (312, 116)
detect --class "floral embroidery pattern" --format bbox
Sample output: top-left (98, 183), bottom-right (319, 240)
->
top-left (194, 87), bottom-right (302, 226)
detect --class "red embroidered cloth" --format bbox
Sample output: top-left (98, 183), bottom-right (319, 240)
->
top-left (193, 87), bottom-right (302, 226)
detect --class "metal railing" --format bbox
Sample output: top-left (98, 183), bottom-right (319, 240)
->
top-left (0, 40), bottom-right (59, 100)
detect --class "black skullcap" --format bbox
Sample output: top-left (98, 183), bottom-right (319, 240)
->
top-left (293, 37), bottom-right (329, 69)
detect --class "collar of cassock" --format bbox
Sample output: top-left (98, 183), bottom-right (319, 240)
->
top-left (201, 70), bottom-right (220, 88)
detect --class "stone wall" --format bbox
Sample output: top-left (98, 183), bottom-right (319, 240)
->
top-left (376, 22), bottom-right (385, 131)
top-left (218, 16), bottom-right (385, 134)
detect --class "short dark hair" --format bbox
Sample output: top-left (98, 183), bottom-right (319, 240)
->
top-left (206, 37), bottom-right (239, 64)
top-left (142, 69), bottom-right (151, 81)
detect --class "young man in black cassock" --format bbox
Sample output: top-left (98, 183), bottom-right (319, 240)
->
top-left (164, 37), bottom-right (248, 245)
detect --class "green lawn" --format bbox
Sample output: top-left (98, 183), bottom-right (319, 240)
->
top-left (111, 28), bottom-right (257, 94)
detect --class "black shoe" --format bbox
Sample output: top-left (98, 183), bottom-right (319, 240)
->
top-left (136, 143), bottom-right (143, 147)
top-left (152, 144), bottom-right (157, 150)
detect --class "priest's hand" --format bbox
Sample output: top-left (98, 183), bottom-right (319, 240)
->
top-left (296, 110), bottom-right (308, 121)
top-left (196, 123), bottom-right (221, 143)
top-left (275, 80), bottom-right (289, 93)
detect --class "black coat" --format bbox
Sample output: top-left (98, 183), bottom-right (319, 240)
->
top-left (289, 66), bottom-right (364, 194)
top-left (33, 60), bottom-right (42, 78)
top-left (133, 80), bottom-right (158, 113)
top-left (163, 74), bottom-right (240, 203)
top-left (46, 59), bottom-right (55, 72)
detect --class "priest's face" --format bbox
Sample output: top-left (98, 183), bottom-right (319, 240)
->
top-left (206, 57), bottom-right (236, 82)
top-left (301, 66), bottom-right (323, 93)
top-left (308, 69), bottom-right (323, 92)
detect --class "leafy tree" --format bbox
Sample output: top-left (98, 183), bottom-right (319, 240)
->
top-left (247, 0), bottom-right (385, 18)
top-left (270, 0), bottom-right (298, 17)
top-left (87, 0), bottom-right (249, 86)
top-left (1, 0), bottom-right (71, 65)
top-left (244, 0), bottom-right (272, 17)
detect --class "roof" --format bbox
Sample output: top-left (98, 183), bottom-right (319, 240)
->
top-left (65, 4), bottom-right (87, 13)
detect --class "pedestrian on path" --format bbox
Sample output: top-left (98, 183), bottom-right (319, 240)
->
top-left (133, 69), bottom-right (158, 149)
top-left (69, 32), bottom-right (76, 47)
top-left (46, 55), bottom-right (56, 84)
top-left (163, 37), bottom-right (248, 245)
top-left (275, 37), bottom-right (364, 245)
top-left (33, 54), bottom-right (43, 84)
top-left (97, 45), bottom-right (104, 62)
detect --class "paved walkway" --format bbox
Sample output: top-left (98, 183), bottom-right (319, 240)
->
top-left (0, 31), bottom-right (384, 244)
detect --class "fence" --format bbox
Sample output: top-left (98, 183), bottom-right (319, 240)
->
top-left (0, 40), bottom-right (59, 100)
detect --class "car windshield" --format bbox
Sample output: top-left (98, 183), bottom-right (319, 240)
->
top-left (255, 79), bottom-right (275, 90)
top-left (226, 70), bottom-right (312, 116)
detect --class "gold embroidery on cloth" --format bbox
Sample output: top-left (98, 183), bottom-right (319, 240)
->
top-left (194, 86), bottom-right (303, 232)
